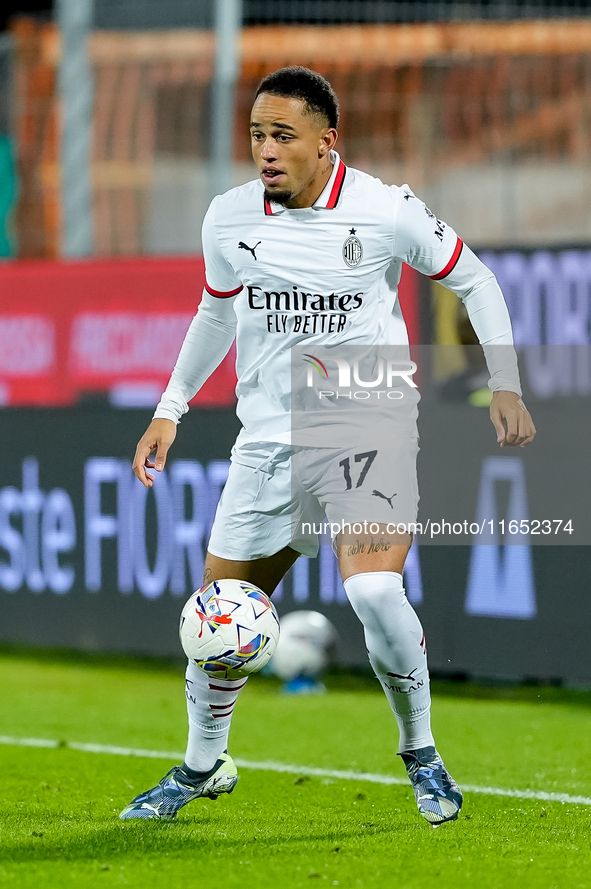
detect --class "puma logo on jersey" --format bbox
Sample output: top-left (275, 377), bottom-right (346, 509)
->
top-left (372, 489), bottom-right (397, 508)
top-left (239, 240), bottom-right (261, 260)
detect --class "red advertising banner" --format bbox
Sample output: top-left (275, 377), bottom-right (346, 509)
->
top-left (0, 257), bottom-right (236, 407)
top-left (0, 257), bottom-right (420, 407)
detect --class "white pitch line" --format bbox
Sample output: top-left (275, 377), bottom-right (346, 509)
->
top-left (1, 735), bottom-right (590, 807)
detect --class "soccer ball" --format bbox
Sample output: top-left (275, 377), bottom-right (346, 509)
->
top-left (179, 579), bottom-right (280, 678)
top-left (270, 610), bottom-right (337, 683)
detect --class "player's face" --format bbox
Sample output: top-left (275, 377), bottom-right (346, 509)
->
top-left (250, 93), bottom-right (337, 209)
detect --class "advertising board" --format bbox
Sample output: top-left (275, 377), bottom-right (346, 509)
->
top-left (1, 405), bottom-right (589, 684)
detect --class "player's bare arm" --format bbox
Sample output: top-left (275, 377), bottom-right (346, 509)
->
top-left (132, 418), bottom-right (177, 487)
top-left (490, 390), bottom-right (536, 448)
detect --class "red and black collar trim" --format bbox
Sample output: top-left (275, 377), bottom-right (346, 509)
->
top-left (325, 159), bottom-right (346, 209)
top-left (263, 159), bottom-right (347, 215)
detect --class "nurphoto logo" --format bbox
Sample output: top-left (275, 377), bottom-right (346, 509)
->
top-left (303, 354), bottom-right (417, 391)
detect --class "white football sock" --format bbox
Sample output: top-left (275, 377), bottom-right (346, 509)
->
top-left (343, 570), bottom-right (434, 753)
top-left (184, 660), bottom-right (248, 773)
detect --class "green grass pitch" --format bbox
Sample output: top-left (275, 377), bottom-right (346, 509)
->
top-left (1, 650), bottom-right (591, 889)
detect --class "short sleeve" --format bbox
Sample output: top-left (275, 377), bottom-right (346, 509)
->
top-left (393, 186), bottom-right (463, 281)
top-left (202, 197), bottom-right (244, 298)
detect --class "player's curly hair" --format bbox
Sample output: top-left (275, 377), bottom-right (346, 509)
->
top-left (255, 66), bottom-right (340, 129)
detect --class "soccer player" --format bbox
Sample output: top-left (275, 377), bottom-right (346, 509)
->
top-left (119, 67), bottom-right (535, 825)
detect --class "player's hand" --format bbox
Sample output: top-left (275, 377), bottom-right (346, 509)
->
top-left (490, 391), bottom-right (536, 448)
top-left (133, 418), bottom-right (177, 487)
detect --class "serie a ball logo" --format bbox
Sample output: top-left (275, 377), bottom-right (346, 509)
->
top-left (343, 234), bottom-right (363, 267)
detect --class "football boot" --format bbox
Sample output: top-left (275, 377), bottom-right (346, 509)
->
top-left (399, 746), bottom-right (463, 825)
top-left (119, 752), bottom-right (238, 821)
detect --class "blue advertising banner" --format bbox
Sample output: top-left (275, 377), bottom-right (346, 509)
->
top-left (1, 405), bottom-right (589, 685)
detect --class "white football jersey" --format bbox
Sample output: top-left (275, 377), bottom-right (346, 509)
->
top-left (201, 151), bottom-right (463, 443)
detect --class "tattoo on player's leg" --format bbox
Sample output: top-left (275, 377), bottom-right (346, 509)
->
top-left (347, 539), bottom-right (366, 556)
top-left (367, 537), bottom-right (392, 553)
top-left (346, 536), bottom-right (392, 557)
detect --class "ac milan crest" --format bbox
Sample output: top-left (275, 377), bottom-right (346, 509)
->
top-left (343, 228), bottom-right (363, 267)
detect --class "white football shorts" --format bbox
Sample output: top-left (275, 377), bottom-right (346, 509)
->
top-left (207, 436), bottom-right (419, 562)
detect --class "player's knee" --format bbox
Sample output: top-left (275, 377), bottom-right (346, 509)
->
top-left (343, 571), bottom-right (407, 624)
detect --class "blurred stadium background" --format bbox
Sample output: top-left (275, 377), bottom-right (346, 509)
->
top-left (1, 0), bottom-right (590, 685)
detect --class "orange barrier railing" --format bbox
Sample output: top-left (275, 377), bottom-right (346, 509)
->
top-left (12, 18), bottom-right (591, 258)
